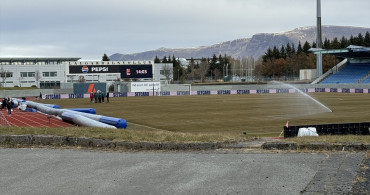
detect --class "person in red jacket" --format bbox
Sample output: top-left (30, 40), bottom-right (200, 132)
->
top-left (89, 92), bottom-right (94, 103)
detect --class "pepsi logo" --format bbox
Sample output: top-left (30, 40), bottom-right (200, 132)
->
top-left (82, 66), bottom-right (89, 73)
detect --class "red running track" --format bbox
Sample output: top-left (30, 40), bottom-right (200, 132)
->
top-left (0, 108), bottom-right (76, 128)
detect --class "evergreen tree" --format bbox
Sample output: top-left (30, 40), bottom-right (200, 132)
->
top-left (280, 45), bottom-right (287, 59)
top-left (331, 37), bottom-right (341, 49)
top-left (340, 36), bottom-right (348, 48)
top-left (302, 41), bottom-right (311, 55)
top-left (297, 41), bottom-right (303, 54)
top-left (263, 48), bottom-right (273, 62)
top-left (312, 41), bottom-right (317, 49)
top-left (167, 55), bottom-right (172, 63)
top-left (356, 33), bottom-right (365, 46)
top-left (102, 53), bottom-right (110, 61)
top-left (286, 43), bottom-right (292, 57)
top-left (162, 56), bottom-right (168, 63)
top-left (323, 38), bottom-right (331, 49)
top-left (291, 43), bottom-right (296, 54)
top-left (272, 46), bottom-right (280, 59)
top-left (364, 32), bottom-right (370, 47)
top-left (349, 35), bottom-right (355, 45)
top-left (154, 56), bottom-right (160, 63)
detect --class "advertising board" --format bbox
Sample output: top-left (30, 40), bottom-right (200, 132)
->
top-left (121, 65), bottom-right (153, 78)
top-left (130, 82), bottom-right (160, 92)
top-left (69, 65), bottom-right (121, 74)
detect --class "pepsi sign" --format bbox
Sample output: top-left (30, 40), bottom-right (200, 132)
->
top-left (69, 65), bottom-right (120, 74)
top-left (81, 66), bottom-right (89, 73)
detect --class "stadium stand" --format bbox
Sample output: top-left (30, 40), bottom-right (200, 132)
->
top-left (316, 45), bottom-right (370, 84)
top-left (321, 63), bottom-right (370, 84)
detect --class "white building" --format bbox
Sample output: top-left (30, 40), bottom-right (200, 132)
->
top-left (0, 57), bottom-right (173, 88)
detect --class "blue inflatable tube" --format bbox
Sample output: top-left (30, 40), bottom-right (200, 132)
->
top-left (99, 116), bottom-right (127, 129)
top-left (44, 104), bottom-right (60, 109)
top-left (25, 108), bottom-right (37, 112)
top-left (67, 108), bottom-right (96, 114)
top-left (61, 112), bottom-right (116, 128)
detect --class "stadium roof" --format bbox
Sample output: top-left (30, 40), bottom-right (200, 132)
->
top-left (309, 45), bottom-right (370, 59)
top-left (0, 57), bottom-right (81, 62)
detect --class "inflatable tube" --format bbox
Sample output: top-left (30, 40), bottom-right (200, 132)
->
top-left (59, 109), bottom-right (126, 129)
top-left (44, 104), bottom-right (60, 109)
top-left (25, 108), bottom-right (37, 112)
top-left (99, 116), bottom-right (127, 129)
top-left (20, 99), bottom-right (127, 129)
top-left (67, 108), bottom-right (96, 114)
top-left (61, 112), bottom-right (116, 128)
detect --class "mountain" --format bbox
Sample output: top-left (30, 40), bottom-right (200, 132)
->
top-left (110, 25), bottom-right (370, 61)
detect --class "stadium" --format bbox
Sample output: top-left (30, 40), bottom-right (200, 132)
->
top-left (0, 44), bottom-right (370, 138)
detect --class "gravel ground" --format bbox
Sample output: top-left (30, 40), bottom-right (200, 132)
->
top-left (350, 152), bottom-right (370, 195)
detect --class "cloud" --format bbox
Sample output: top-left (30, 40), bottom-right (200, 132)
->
top-left (0, 0), bottom-right (369, 59)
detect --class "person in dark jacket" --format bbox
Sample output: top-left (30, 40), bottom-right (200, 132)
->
top-left (106, 92), bottom-right (109, 103)
top-left (6, 98), bottom-right (13, 116)
top-left (1, 98), bottom-right (7, 110)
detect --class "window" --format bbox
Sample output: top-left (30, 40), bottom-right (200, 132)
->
top-left (160, 70), bottom-right (170, 75)
top-left (0, 72), bottom-right (12, 77)
top-left (20, 72), bottom-right (28, 77)
top-left (42, 72), bottom-right (57, 77)
top-left (40, 81), bottom-right (60, 89)
top-left (20, 72), bottom-right (35, 77)
top-left (28, 72), bottom-right (35, 77)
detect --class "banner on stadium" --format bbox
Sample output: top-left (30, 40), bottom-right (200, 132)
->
top-left (130, 82), bottom-right (160, 92)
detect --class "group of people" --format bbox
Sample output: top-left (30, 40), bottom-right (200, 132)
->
top-left (1, 97), bottom-right (14, 116)
top-left (90, 90), bottom-right (109, 103)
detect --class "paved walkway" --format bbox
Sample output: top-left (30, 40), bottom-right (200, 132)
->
top-left (0, 148), bottom-right (367, 195)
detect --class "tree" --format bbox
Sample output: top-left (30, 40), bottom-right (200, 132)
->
top-left (302, 41), bottom-right (311, 55)
top-left (331, 37), bottom-right (341, 49)
top-left (297, 41), bottom-right (303, 54)
top-left (280, 45), bottom-right (287, 59)
top-left (154, 56), bottom-right (160, 63)
top-left (323, 38), bottom-right (331, 49)
top-left (340, 36), bottom-right (348, 48)
top-left (0, 66), bottom-right (8, 87)
top-left (102, 54), bottom-right (110, 61)
top-left (78, 75), bottom-right (85, 83)
top-left (34, 70), bottom-right (42, 88)
top-left (18, 75), bottom-right (24, 87)
top-left (198, 58), bottom-right (210, 83)
top-left (364, 32), bottom-right (370, 47)
top-left (162, 56), bottom-right (168, 63)
top-left (162, 64), bottom-right (173, 83)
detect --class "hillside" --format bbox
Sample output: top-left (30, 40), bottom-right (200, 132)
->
top-left (110, 25), bottom-right (370, 60)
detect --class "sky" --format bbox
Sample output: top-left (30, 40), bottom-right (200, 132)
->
top-left (0, 0), bottom-right (369, 60)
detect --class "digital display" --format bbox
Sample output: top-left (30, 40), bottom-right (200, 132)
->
top-left (121, 65), bottom-right (153, 78)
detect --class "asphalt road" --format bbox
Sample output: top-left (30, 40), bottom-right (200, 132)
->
top-left (0, 148), bottom-right (365, 195)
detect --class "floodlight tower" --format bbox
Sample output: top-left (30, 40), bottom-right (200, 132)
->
top-left (316, 0), bottom-right (323, 77)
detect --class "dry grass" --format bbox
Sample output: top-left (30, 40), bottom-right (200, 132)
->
top-left (2, 93), bottom-right (370, 143)
top-left (286, 135), bottom-right (370, 144)
top-left (0, 126), bottom-right (247, 143)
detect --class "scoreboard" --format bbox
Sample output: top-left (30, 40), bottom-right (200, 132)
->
top-left (121, 65), bottom-right (153, 79)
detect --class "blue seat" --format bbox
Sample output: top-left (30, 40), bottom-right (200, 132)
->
top-left (321, 63), bottom-right (370, 84)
